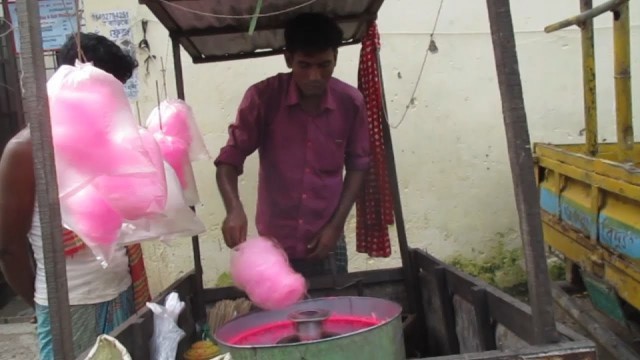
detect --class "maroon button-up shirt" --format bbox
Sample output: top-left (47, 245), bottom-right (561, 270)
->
top-left (214, 72), bottom-right (370, 259)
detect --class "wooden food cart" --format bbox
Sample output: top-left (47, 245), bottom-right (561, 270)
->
top-left (13, 0), bottom-right (599, 359)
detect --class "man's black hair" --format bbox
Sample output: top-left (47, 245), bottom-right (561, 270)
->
top-left (59, 32), bottom-right (138, 83)
top-left (284, 13), bottom-right (343, 54)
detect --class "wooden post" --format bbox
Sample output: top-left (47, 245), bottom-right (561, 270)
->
top-left (486, 0), bottom-right (560, 345)
top-left (16, 0), bottom-right (74, 359)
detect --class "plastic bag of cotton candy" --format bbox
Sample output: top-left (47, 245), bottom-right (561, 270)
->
top-left (47, 62), bottom-right (204, 265)
top-left (146, 99), bottom-right (210, 207)
top-left (231, 237), bottom-right (307, 310)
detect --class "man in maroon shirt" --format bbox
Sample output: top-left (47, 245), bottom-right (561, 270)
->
top-left (214, 13), bottom-right (370, 277)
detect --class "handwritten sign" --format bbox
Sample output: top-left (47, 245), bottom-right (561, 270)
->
top-left (90, 10), bottom-right (139, 100)
top-left (7, 0), bottom-right (78, 53)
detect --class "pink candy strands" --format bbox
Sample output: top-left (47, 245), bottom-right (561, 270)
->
top-left (231, 237), bottom-right (307, 310)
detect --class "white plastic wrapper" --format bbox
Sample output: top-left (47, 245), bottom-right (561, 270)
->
top-left (147, 292), bottom-right (186, 360)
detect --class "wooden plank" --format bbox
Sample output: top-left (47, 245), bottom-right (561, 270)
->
top-left (471, 287), bottom-right (497, 351)
top-left (428, 267), bottom-right (460, 355)
top-left (414, 249), bottom-right (584, 344)
top-left (453, 295), bottom-right (484, 353)
top-left (16, 1), bottom-right (74, 359)
top-left (486, 0), bottom-right (559, 344)
top-left (417, 340), bottom-right (596, 359)
top-left (485, 287), bottom-right (535, 345)
top-left (551, 282), bottom-right (640, 360)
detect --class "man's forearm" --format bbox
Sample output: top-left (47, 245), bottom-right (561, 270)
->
top-left (216, 164), bottom-right (243, 213)
top-left (329, 170), bottom-right (367, 228)
top-left (0, 244), bottom-right (35, 308)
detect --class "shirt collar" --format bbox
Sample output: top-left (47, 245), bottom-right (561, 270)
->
top-left (286, 74), bottom-right (337, 110)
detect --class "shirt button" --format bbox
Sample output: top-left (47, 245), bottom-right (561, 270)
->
top-left (298, 219), bottom-right (303, 224)
top-left (305, 168), bottom-right (311, 173)
top-left (307, 141), bottom-right (311, 147)
top-left (302, 193), bottom-right (307, 199)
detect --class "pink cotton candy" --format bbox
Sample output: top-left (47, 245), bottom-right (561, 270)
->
top-left (93, 128), bottom-right (168, 220)
top-left (147, 101), bottom-right (193, 146)
top-left (231, 237), bottom-right (307, 310)
top-left (49, 66), bottom-right (150, 178)
top-left (62, 185), bottom-right (123, 261)
top-left (154, 134), bottom-right (189, 187)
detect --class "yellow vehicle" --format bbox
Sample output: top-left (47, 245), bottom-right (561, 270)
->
top-left (534, 0), bottom-right (639, 323)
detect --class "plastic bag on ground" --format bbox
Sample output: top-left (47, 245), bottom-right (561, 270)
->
top-left (83, 334), bottom-right (132, 360)
top-left (148, 292), bottom-right (186, 360)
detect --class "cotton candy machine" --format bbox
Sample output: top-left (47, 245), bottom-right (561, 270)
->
top-left (214, 296), bottom-right (405, 360)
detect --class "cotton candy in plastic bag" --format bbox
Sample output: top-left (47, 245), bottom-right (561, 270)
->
top-left (146, 99), bottom-right (209, 162)
top-left (118, 162), bottom-right (206, 246)
top-left (146, 99), bottom-right (209, 206)
top-left (231, 237), bottom-right (307, 310)
top-left (48, 63), bottom-right (158, 198)
top-left (48, 62), bottom-right (168, 264)
top-left (93, 128), bottom-right (168, 220)
top-left (59, 184), bottom-right (124, 264)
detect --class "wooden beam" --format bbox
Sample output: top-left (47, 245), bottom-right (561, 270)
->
top-left (16, 0), bottom-right (73, 358)
top-left (485, 0), bottom-right (559, 345)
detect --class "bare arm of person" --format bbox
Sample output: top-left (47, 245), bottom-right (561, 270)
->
top-left (0, 134), bottom-right (36, 307)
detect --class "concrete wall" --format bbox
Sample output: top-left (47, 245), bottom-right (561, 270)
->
top-left (77, 0), bottom-right (640, 295)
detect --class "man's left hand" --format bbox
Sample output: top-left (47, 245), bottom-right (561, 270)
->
top-left (307, 223), bottom-right (342, 260)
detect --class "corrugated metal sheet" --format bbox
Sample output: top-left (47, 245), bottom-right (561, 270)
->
top-left (139, 0), bottom-right (384, 63)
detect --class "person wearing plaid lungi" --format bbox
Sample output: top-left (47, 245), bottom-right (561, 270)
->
top-left (214, 14), bottom-right (370, 276)
top-left (290, 235), bottom-right (348, 278)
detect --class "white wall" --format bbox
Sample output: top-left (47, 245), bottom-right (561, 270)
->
top-left (79, 0), bottom-right (640, 295)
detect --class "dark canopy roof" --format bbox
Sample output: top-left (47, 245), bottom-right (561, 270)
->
top-left (139, 0), bottom-right (385, 63)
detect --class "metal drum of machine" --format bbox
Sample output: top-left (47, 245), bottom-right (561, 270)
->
top-left (214, 296), bottom-right (405, 360)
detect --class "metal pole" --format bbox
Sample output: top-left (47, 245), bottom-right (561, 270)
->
top-left (172, 36), bottom-right (205, 322)
top-left (486, 0), bottom-right (560, 345)
top-left (580, 0), bottom-right (598, 156)
top-left (613, 1), bottom-right (633, 163)
top-left (375, 49), bottom-right (418, 314)
top-left (16, 0), bottom-right (74, 358)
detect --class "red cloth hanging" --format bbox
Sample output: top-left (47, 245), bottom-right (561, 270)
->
top-left (356, 22), bottom-right (394, 258)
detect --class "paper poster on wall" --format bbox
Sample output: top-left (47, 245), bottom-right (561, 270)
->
top-left (89, 10), bottom-right (139, 100)
top-left (7, 0), bottom-right (78, 53)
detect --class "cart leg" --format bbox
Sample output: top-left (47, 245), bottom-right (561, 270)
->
top-left (486, 0), bottom-right (560, 345)
top-left (172, 37), bottom-right (205, 322)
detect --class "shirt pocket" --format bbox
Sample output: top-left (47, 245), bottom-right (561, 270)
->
top-left (315, 136), bottom-right (346, 173)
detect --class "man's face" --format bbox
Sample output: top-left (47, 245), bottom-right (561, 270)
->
top-left (286, 49), bottom-right (337, 97)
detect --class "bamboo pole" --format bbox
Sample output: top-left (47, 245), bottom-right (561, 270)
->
top-left (486, 0), bottom-right (560, 345)
top-left (613, 1), bottom-right (633, 163)
top-left (580, 0), bottom-right (598, 156)
top-left (544, 0), bottom-right (628, 33)
top-left (16, 0), bottom-right (74, 359)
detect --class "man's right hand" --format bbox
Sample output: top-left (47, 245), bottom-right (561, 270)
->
top-left (222, 206), bottom-right (248, 249)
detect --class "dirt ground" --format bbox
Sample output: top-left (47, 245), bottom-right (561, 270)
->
top-left (0, 322), bottom-right (38, 360)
